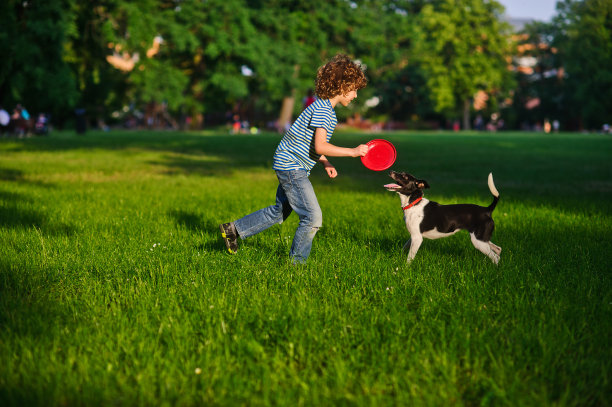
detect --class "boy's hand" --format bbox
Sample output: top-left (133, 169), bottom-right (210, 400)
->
top-left (319, 155), bottom-right (338, 178)
top-left (352, 144), bottom-right (369, 157)
top-left (324, 164), bottom-right (338, 178)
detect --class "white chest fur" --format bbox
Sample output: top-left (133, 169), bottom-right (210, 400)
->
top-left (400, 196), bottom-right (427, 235)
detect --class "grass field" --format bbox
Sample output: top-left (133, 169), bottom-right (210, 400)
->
top-left (1, 129), bottom-right (611, 406)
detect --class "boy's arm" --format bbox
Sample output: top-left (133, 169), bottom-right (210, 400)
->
top-left (318, 155), bottom-right (337, 178)
top-left (314, 128), bottom-right (368, 157)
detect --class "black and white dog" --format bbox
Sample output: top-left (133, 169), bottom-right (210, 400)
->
top-left (384, 171), bottom-right (501, 264)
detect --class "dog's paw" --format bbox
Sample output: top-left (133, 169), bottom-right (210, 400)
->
top-left (488, 242), bottom-right (502, 256)
top-left (490, 253), bottom-right (500, 265)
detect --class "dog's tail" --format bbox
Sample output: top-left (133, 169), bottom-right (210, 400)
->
top-left (487, 172), bottom-right (499, 211)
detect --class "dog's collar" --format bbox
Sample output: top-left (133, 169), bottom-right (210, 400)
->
top-left (402, 197), bottom-right (422, 210)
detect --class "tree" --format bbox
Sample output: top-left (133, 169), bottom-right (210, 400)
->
top-left (411, 0), bottom-right (515, 129)
top-left (355, 1), bottom-right (439, 126)
top-left (508, 21), bottom-right (568, 130)
top-left (247, 0), bottom-right (367, 127)
top-left (1, 0), bottom-right (523, 130)
top-left (97, 0), bottom-right (197, 110)
top-left (0, 0), bottom-right (78, 121)
top-left (554, 0), bottom-right (612, 129)
top-left (63, 0), bottom-right (130, 127)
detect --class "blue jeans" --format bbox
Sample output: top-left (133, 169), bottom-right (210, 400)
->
top-left (234, 170), bottom-right (323, 263)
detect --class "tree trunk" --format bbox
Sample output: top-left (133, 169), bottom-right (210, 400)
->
top-left (277, 93), bottom-right (295, 132)
top-left (277, 65), bottom-right (300, 132)
top-left (462, 98), bottom-right (471, 130)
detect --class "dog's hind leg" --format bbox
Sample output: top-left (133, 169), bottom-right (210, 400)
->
top-left (470, 233), bottom-right (500, 264)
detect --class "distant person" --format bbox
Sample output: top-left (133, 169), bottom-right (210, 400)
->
top-left (35, 113), bottom-right (49, 135)
top-left (12, 104), bottom-right (29, 137)
top-left (219, 54), bottom-right (368, 264)
top-left (75, 107), bottom-right (87, 134)
top-left (231, 114), bottom-right (241, 134)
top-left (21, 105), bottom-right (30, 121)
top-left (0, 106), bottom-right (9, 135)
top-left (552, 119), bottom-right (560, 133)
top-left (303, 88), bottom-right (316, 109)
top-left (474, 114), bottom-right (484, 131)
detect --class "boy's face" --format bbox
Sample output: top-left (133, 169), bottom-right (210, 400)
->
top-left (338, 89), bottom-right (358, 107)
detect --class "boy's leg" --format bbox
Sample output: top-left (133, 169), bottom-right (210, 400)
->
top-left (276, 170), bottom-right (322, 264)
top-left (233, 184), bottom-right (292, 239)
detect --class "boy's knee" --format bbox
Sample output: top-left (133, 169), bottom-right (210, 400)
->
top-left (298, 208), bottom-right (322, 229)
top-left (309, 209), bottom-right (323, 228)
top-left (266, 204), bottom-right (288, 223)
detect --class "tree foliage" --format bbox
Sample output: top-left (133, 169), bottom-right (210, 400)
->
top-left (411, 0), bottom-right (515, 128)
top-left (508, 21), bottom-right (567, 129)
top-left (0, 0), bottom-right (610, 130)
top-left (0, 0), bottom-right (78, 117)
top-left (555, 0), bottom-right (612, 128)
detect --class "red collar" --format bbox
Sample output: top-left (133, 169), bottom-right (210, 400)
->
top-left (402, 197), bottom-right (422, 210)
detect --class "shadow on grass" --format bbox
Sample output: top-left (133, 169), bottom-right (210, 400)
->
top-left (2, 131), bottom-right (387, 191)
top-left (3, 130), bottom-right (612, 208)
top-left (0, 259), bottom-right (66, 327)
top-left (0, 168), bottom-right (24, 181)
top-left (168, 208), bottom-right (295, 259)
top-left (168, 209), bottom-right (229, 253)
top-left (0, 259), bottom-right (90, 407)
top-left (150, 153), bottom-right (245, 177)
top-left (169, 209), bottom-right (207, 231)
top-left (0, 207), bottom-right (75, 236)
top-left (0, 167), bottom-right (53, 188)
top-left (0, 188), bottom-right (75, 237)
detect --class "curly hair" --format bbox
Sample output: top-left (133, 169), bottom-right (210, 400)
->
top-left (315, 54), bottom-right (368, 99)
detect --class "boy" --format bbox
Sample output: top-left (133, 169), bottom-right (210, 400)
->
top-left (220, 54), bottom-right (368, 264)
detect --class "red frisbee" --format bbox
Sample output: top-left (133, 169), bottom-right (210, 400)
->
top-left (361, 139), bottom-right (397, 171)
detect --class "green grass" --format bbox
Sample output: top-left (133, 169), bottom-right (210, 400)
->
top-left (1, 129), bottom-right (611, 406)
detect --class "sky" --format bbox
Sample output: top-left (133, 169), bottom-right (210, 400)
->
top-left (496, 0), bottom-right (558, 21)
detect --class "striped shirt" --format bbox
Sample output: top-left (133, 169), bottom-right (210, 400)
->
top-left (273, 99), bottom-right (337, 174)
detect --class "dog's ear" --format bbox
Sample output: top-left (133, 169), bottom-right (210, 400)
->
top-left (417, 180), bottom-right (430, 189)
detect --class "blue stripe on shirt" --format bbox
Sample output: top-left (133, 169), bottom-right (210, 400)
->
top-left (272, 99), bottom-right (337, 173)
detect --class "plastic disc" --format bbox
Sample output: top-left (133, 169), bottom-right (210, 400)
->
top-left (361, 139), bottom-right (397, 171)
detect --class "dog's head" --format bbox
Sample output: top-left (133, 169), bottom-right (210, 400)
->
top-left (384, 171), bottom-right (430, 196)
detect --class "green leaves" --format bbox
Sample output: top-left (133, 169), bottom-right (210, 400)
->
top-left (1, 0), bottom-right (609, 130)
top-left (555, 0), bottom-right (612, 128)
top-left (0, 0), bottom-right (78, 116)
top-left (412, 0), bottom-right (514, 124)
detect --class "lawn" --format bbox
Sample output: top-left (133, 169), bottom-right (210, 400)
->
top-left (1, 129), bottom-right (611, 406)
